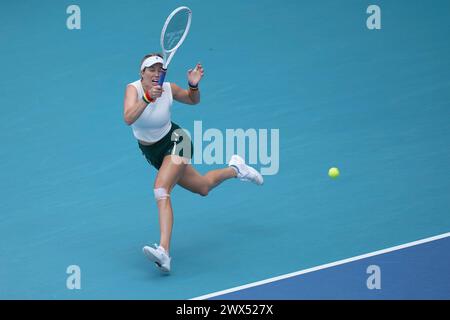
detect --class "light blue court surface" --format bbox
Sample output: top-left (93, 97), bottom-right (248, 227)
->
top-left (1, 0), bottom-right (449, 299)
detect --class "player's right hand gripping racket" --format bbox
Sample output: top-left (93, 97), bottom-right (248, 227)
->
top-left (157, 6), bottom-right (192, 86)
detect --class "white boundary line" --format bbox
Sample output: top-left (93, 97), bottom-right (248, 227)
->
top-left (191, 232), bottom-right (450, 300)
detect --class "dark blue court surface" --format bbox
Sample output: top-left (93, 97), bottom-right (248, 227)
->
top-left (203, 234), bottom-right (450, 299)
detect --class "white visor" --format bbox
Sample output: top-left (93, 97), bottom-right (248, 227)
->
top-left (140, 56), bottom-right (164, 71)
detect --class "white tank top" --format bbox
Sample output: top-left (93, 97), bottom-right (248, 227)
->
top-left (128, 80), bottom-right (173, 143)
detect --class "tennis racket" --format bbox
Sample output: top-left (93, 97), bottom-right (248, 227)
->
top-left (157, 6), bottom-right (192, 86)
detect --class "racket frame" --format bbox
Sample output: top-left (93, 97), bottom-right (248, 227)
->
top-left (158, 6), bottom-right (192, 86)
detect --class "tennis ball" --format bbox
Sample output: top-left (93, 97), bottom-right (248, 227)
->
top-left (328, 167), bottom-right (340, 179)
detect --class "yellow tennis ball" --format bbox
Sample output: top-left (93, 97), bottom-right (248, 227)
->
top-left (328, 167), bottom-right (340, 179)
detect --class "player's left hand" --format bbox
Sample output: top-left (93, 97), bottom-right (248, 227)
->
top-left (187, 63), bottom-right (204, 87)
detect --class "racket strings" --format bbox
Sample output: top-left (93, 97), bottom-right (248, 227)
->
top-left (162, 8), bottom-right (191, 52)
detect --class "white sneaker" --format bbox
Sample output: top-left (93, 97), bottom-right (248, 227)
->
top-left (228, 155), bottom-right (264, 185)
top-left (143, 244), bottom-right (171, 273)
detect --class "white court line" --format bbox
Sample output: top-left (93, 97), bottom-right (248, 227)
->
top-left (191, 232), bottom-right (450, 300)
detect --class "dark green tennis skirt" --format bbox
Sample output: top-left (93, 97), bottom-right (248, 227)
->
top-left (138, 122), bottom-right (193, 170)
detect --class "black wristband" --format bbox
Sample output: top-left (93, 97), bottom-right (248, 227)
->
top-left (188, 82), bottom-right (198, 89)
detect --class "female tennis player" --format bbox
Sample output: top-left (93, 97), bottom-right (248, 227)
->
top-left (123, 53), bottom-right (263, 273)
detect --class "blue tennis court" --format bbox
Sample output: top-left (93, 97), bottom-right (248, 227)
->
top-left (1, 0), bottom-right (449, 299)
top-left (201, 234), bottom-right (450, 299)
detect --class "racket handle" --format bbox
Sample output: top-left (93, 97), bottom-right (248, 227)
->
top-left (158, 68), bottom-right (167, 86)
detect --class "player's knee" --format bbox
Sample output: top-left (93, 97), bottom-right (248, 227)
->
top-left (198, 186), bottom-right (209, 197)
top-left (154, 187), bottom-right (170, 201)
